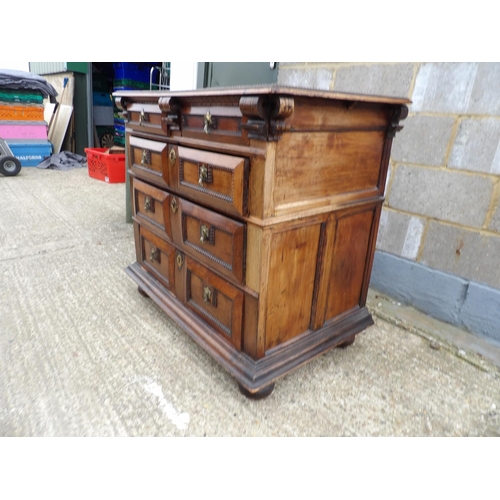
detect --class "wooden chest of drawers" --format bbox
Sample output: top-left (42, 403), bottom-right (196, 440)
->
top-left (114, 86), bottom-right (409, 398)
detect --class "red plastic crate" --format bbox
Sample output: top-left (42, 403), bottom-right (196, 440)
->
top-left (85, 148), bottom-right (125, 183)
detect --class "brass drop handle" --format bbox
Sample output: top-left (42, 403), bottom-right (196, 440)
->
top-left (169, 148), bottom-right (176, 166)
top-left (141, 149), bottom-right (151, 166)
top-left (198, 165), bottom-right (208, 185)
top-left (139, 109), bottom-right (147, 125)
top-left (203, 286), bottom-right (212, 304)
top-left (200, 224), bottom-right (210, 244)
top-left (203, 111), bottom-right (212, 134)
top-left (149, 246), bottom-right (160, 263)
top-left (144, 195), bottom-right (154, 213)
top-left (170, 197), bottom-right (178, 213)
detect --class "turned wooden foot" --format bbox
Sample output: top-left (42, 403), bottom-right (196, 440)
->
top-left (138, 286), bottom-right (149, 298)
top-left (238, 382), bottom-right (275, 400)
top-left (338, 335), bottom-right (355, 348)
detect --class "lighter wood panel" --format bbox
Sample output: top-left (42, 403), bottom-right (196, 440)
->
top-left (284, 97), bottom-right (390, 130)
top-left (248, 154), bottom-right (265, 219)
top-left (274, 131), bottom-right (385, 212)
top-left (245, 223), bottom-right (262, 293)
top-left (325, 209), bottom-right (375, 320)
top-left (265, 223), bottom-right (321, 350)
top-left (262, 141), bottom-right (277, 218)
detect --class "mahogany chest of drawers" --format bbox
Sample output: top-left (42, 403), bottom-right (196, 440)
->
top-left (114, 85), bottom-right (409, 398)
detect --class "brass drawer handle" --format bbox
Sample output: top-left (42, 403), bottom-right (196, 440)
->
top-left (149, 246), bottom-right (160, 263)
top-left (144, 195), bottom-right (154, 213)
top-left (200, 224), bottom-right (210, 245)
top-left (203, 111), bottom-right (212, 134)
top-left (169, 148), bottom-right (176, 166)
top-left (203, 111), bottom-right (217, 134)
top-left (170, 197), bottom-right (178, 214)
top-left (141, 149), bottom-right (151, 166)
top-left (198, 164), bottom-right (208, 185)
top-left (203, 286), bottom-right (212, 304)
top-left (203, 285), bottom-right (217, 307)
top-left (139, 109), bottom-right (148, 125)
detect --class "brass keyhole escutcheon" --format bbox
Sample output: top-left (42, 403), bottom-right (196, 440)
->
top-left (144, 195), bottom-right (154, 213)
top-left (203, 286), bottom-right (212, 304)
top-left (170, 197), bottom-right (178, 214)
top-left (198, 165), bottom-right (208, 186)
top-left (169, 148), bottom-right (176, 166)
top-left (176, 253), bottom-right (184, 269)
top-left (200, 224), bottom-right (210, 244)
top-left (141, 149), bottom-right (151, 166)
top-left (149, 246), bottom-right (160, 263)
top-left (203, 111), bottom-right (212, 134)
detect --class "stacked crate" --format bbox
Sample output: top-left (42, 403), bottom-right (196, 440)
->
top-left (93, 90), bottom-right (114, 148)
top-left (112, 63), bottom-right (159, 147)
top-left (0, 88), bottom-right (52, 166)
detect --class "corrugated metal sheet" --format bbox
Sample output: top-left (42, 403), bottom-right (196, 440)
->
top-left (29, 62), bottom-right (68, 75)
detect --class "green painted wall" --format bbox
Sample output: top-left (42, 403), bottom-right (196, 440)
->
top-left (67, 62), bottom-right (88, 74)
top-left (73, 72), bottom-right (89, 156)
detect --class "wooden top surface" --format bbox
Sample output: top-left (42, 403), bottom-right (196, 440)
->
top-left (113, 84), bottom-right (411, 105)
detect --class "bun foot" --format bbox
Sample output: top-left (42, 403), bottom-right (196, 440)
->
top-left (238, 382), bottom-right (275, 400)
top-left (138, 286), bottom-right (149, 298)
top-left (338, 336), bottom-right (355, 348)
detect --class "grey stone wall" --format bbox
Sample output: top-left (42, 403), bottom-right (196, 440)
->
top-left (278, 63), bottom-right (500, 290)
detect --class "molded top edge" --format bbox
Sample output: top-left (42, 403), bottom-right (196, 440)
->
top-left (113, 84), bottom-right (412, 105)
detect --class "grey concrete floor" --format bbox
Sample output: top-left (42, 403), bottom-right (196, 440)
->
top-left (1, 166), bottom-right (500, 437)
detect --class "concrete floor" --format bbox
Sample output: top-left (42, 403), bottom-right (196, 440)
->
top-left (1, 166), bottom-right (500, 437)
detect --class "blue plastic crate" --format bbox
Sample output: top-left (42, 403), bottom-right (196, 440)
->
top-left (93, 92), bottom-right (113, 107)
top-left (6, 140), bottom-right (52, 167)
top-left (113, 62), bottom-right (158, 84)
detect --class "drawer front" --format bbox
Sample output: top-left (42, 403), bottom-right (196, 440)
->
top-left (185, 256), bottom-right (243, 349)
top-left (139, 226), bottom-right (176, 292)
top-left (181, 104), bottom-right (247, 145)
top-left (133, 178), bottom-right (172, 240)
top-left (129, 136), bottom-right (169, 187)
top-left (172, 145), bottom-right (248, 217)
top-left (126, 102), bottom-right (166, 136)
top-left (173, 196), bottom-right (245, 284)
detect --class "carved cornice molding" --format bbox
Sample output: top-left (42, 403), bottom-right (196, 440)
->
top-left (239, 95), bottom-right (294, 141)
top-left (159, 96), bottom-right (181, 134)
top-left (269, 96), bottom-right (294, 141)
top-left (387, 105), bottom-right (409, 139)
top-left (114, 96), bottom-right (129, 122)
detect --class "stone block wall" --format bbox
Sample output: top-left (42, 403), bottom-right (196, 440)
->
top-left (278, 63), bottom-right (500, 342)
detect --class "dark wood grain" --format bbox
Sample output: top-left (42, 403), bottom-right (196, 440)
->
top-left (175, 146), bottom-right (248, 217)
top-left (129, 135), bottom-right (169, 188)
top-left (325, 207), bottom-right (375, 320)
top-left (138, 226), bottom-right (176, 292)
top-left (184, 256), bottom-right (243, 350)
top-left (172, 197), bottom-right (246, 284)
